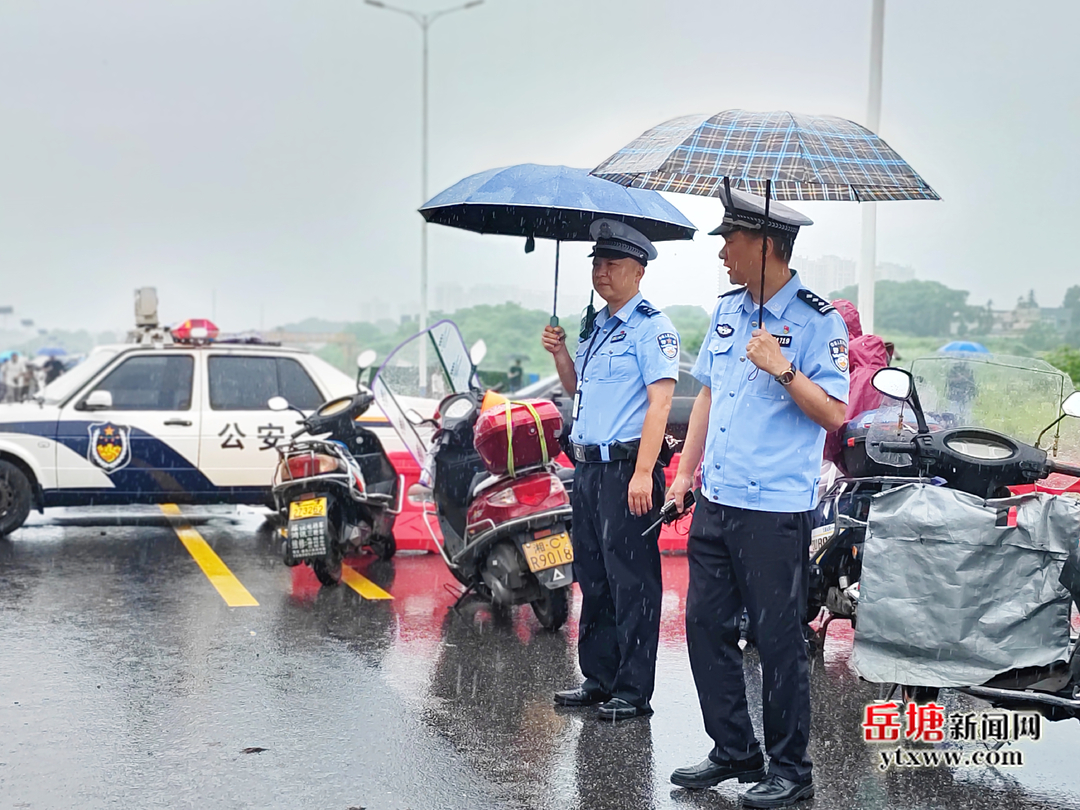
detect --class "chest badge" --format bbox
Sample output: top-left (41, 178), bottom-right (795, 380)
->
top-left (829, 338), bottom-right (849, 372)
top-left (88, 422), bottom-right (132, 473)
top-left (716, 323), bottom-right (734, 338)
top-left (657, 332), bottom-right (679, 359)
top-left (772, 334), bottom-right (793, 347)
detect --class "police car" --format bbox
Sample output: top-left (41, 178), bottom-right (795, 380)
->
top-left (0, 323), bottom-right (409, 537)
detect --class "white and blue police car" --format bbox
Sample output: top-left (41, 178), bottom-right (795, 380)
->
top-left (0, 329), bottom-right (408, 536)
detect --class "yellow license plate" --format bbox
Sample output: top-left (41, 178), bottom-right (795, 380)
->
top-left (522, 532), bottom-right (574, 573)
top-left (289, 497), bottom-right (327, 521)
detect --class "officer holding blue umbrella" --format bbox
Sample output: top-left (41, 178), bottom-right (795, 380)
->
top-left (541, 218), bottom-right (679, 721)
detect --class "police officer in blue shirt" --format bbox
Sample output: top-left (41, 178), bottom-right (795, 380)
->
top-left (541, 218), bottom-right (679, 721)
top-left (666, 189), bottom-right (849, 807)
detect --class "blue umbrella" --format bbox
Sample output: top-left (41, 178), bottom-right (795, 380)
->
top-left (938, 341), bottom-right (989, 354)
top-left (36, 347), bottom-right (66, 357)
top-left (420, 164), bottom-right (696, 325)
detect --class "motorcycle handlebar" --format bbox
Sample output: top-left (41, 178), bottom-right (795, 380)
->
top-left (291, 426), bottom-right (308, 439)
top-left (879, 440), bottom-right (917, 455)
top-left (1048, 460), bottom-right (1080, 478)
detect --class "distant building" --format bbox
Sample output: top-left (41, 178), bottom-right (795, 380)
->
top-left (877, 262), bottom-right (916, 282)
top-left (794, 255), bottom-right (857, 296)
top-left (434, 282), bottom-right (549, 313)
top-left (794, 255), bottom-right (918, 297)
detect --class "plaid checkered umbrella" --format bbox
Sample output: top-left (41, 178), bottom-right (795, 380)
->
top-left (591, 110), bottom-right (939, 202)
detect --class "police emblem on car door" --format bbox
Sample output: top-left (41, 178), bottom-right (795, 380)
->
top-left (87, 422), bottom-right (132, 472)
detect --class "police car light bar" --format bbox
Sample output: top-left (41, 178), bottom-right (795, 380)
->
top-left (172, 318), bottom-right (220, 344)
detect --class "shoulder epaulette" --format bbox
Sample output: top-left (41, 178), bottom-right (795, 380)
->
top-left (635, 301), bottom-right (660, 318)
top-left (797, 288), bottom-right (836, 315)
top-left (719, 286), bottom-right (745, 298)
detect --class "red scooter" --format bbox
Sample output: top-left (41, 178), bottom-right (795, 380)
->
top-left (372, 321), bottom-right (574, 630)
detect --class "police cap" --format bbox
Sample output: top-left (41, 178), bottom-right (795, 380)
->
top-left (588, 218), bottom-right (657, 265)
top-left (709, 187), bottom-right (813, 238)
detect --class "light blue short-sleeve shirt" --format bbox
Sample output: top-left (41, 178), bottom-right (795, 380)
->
top-left (572, 292), bottom-right (680, 454)
top-left (691, 272), bottom-right (849, 512)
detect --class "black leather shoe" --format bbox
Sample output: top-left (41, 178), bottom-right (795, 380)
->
top-left (554, 687), bottom-right (609, 707)
top-left (670, 752), bottom-right (766, 789)
top-left (596, 697), bottom-right (653, 721)
top-left (741, 774), bottom-right (814, 808)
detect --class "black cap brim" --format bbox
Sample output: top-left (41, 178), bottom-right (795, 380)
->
top-left (589, 247), bottom-right (646, 264)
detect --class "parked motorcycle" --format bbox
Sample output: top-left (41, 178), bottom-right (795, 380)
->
top-left (269, 350), bottom-right (402, 586)
top-left (808, 353), bottom-right (1080, 640)
top-left (846, 362), bottom-right (1080, 719)
top-left (372, 320), bottom-right (574, 631)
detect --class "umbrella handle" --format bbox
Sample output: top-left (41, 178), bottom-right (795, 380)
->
top-left (759, 179), bottom-right (771, 329)
top-left (551, 240), bottom-right (560, 327)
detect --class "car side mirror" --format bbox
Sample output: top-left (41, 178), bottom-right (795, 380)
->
top-left (267, 396), bottom-right (290, 412)
top-left (83, 390), bottom-right (113, 410)
top-left (872, 368), bottom-right (913, 401)
top-left (1062, 391), bottom-right (1080, 419)
top-left (404, 408), bottom-right (424, 426)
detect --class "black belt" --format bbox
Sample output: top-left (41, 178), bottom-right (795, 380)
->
top-left (571, 439), bottom-right (640, 463)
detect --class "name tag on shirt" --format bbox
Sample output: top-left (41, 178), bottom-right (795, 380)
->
top-left (772, 334), bottom-right (793, 347)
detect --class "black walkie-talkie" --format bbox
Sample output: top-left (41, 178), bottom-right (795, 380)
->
top-left (641, 489), bottom-right (697, 536)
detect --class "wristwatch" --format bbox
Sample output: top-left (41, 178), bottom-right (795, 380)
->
top-left (774, 363), bottom-right (797, 386)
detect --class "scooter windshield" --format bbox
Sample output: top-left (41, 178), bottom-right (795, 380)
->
top-left (867, 352), bottom-right (1076, 467)
top-left (372, 320), bottom-right (479, 467)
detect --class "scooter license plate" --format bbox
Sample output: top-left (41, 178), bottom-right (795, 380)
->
top-left (289, 497), bottom-right (327, 521)
top-left (522, 532), bottom-right (574, 573)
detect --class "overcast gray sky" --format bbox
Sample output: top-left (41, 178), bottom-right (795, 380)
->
top-left (1, 0), bottom-right (1077, 333)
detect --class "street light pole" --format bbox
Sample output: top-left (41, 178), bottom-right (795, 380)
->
top-left (364, 0), bottom-right (484, 395)
top-left (859, 0), bottom-right (885, 334)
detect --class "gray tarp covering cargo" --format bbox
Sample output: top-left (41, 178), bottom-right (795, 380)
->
top-left (852, 484), bottom-right (1080, 687)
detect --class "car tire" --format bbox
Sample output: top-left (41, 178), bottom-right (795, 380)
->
top-left (0, 460), bottom-right (32, 537)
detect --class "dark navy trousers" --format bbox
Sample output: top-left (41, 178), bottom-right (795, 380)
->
top-left (571, 459), bottom-right (664, 708)
top-left (685, 499), bottom-right (813, 783)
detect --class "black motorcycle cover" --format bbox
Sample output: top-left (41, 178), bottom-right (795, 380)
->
top-left (853, 484), bottom-right (1080, 687)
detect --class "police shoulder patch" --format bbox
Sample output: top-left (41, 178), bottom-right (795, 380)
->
top-left (636, 301), bottom-right (660, 318)
top-left (829, 338), bottom-right (849, 372)
top-left (797, 288), bottom-right (836, 315)
top-left (657, 332), bottom-right (679, 359)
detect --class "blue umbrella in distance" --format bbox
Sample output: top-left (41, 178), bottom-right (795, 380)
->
top-left (420, 164), bottom-right (696, 326)
top-left (938, 341), bottom-right (989, 354)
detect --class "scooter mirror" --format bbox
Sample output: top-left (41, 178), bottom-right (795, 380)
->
top-left (404, 408), bottom-right (425, 426)
top-left (1062, 391), bottom-right (1080, 419)
top-left (267, 396), bottom-right (290, 412)
top-left (872, 367), bottom-right (913, 401)
top-left (357, 349), bottom-right (377, 370)
top-left (469, 340), bottom-right (487, 367)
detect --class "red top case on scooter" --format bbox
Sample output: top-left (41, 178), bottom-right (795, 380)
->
top-left (474, 399), bottom-right (562, 476)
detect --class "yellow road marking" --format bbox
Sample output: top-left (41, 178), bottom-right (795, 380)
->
top-left (341, 564), bottom-right (394, 600)
top-left (160, 504), bottom-right (259, 607)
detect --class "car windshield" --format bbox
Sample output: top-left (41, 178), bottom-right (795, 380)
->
top-left (39, 348), bottom-right (120, 405)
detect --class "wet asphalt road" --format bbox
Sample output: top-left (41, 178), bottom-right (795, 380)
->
top-left (2, 507), bottom-right (1079, 810)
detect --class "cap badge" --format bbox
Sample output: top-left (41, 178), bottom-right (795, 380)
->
top-left (598, 222), bottom-right (613, 239)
